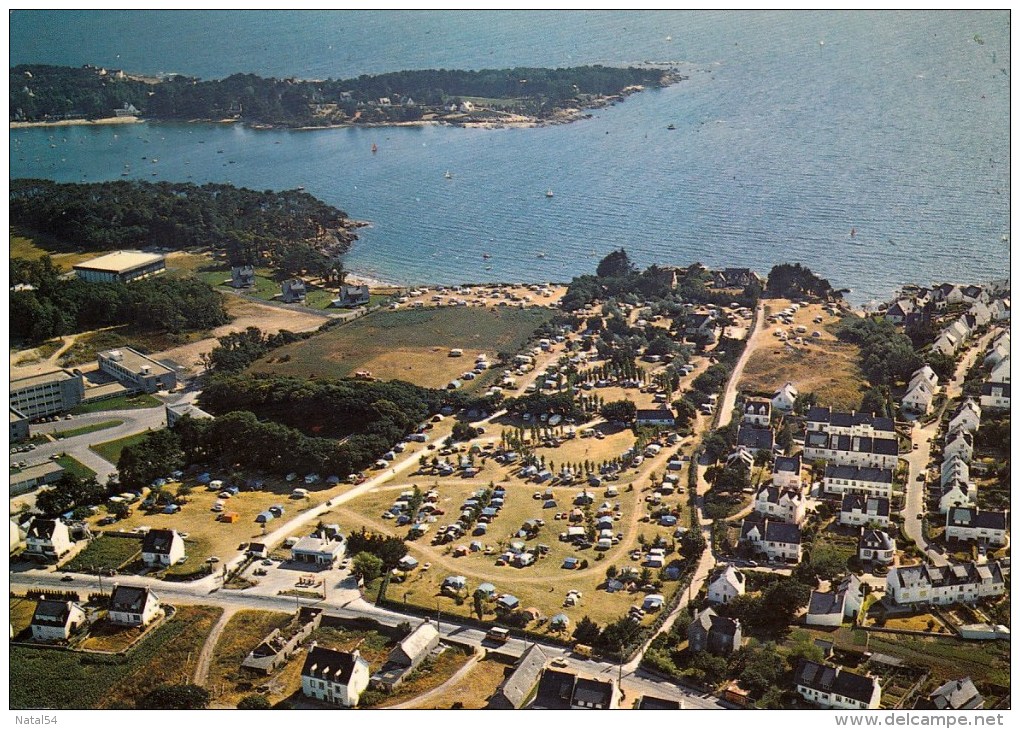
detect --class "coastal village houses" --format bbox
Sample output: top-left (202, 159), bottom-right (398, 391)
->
top-left (301, 645), bottom-right (371, 706)
top-left (25, 518), bottom-right (73, 560)
top-left (30, 599), bottom-right (86, 642)
top-left (823, 465), bottom-right (894, 499)
top-left (771, 382), bottom-right (799, 412)
top-left (805, 574), bottom-right (864, 627)
top-left (739, 518), bottom-right (802, 563)
top-left (771, 454), bottom-right (802, 490)
top-left (839, 494), bottom-right (891, 528)
top-left (707, 565), bottom-right (746, 605)
top-left (108, 585), bottom-right (161, 627)
top-left (794, 660), bottom-right (882, 710)
top-left (753, 484), bottom-right (805, 525)
top-left (944, 507), bottom-right (1008, 547)
top-left (885, 561), bottom-right (1007, 607)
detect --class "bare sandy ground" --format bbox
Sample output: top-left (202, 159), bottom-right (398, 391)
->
top-left (148, 297), bottom-right (328, 373)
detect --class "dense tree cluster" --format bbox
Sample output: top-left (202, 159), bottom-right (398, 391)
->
top-left (11, 64), bottom-right (673, 127)
top-left (836, 316), bottom-right (923, 387)
top-left (200, 373), bottom-right (457, 442)
top-left (10, 179), bottom-right (356, 268)
top-left (35, 472), bottom-right (107, 517)
top-left (205, 326), bottom-right (314, 373)
top-left (346, 528), bottom-right (409, 568)
top-left (136, 684), bottom-right (210, 710)
top-left (765, 263), bottom-right (836, 299)
top-left (501, 391), bottom-right (584, 422)
top-left (10, 256), bottom-right (229, 344)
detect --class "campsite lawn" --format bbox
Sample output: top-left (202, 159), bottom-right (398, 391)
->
top-left (332, 450), bottom-right (681, 629)
top-left (90, 432), bottom-right (150, 464)
top-left (248, 305), bottom-right (556, 390)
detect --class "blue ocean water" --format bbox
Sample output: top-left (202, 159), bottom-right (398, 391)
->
top-left (9, 10), bottom-right (1010, 304)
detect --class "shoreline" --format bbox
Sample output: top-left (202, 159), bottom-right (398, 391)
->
top-left (10, 116), bottom-right (143, 129)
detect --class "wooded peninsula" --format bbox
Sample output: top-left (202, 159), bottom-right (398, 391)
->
top-left (10, 64), bottom-right (681, 128)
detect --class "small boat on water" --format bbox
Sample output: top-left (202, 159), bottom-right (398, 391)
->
top-left (482, 253), bottom-right (491, 259)
top-left (371, 143), bottom-right (378, 153)
top-left (444, 171), bottom-right (453, 179)
top-left (545, 190), bottom-right (554, 198)
top-left (850, 227), bottom-right (856, 238)
top-left (667, 124), bottom-right (676, 130)
top-left (537, 252), bottom-right (547, 259)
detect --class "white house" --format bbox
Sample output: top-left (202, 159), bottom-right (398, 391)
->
top-left (141, 529), bottom-right (185, 567)
top-left (795, 660), bottom-right (882, 710)
top-left (886, 561), bottom-right (1007, 606)
top-left (858, 528), bottom-right (895, 565)
top-left (932, 331), bottom-right (960, 356)
top-left (707, 565), bottom-right (746, 605)
top-left (823, 465), bottom-right (894, 499)
top-left (740, 518), bottom-right (802, 563)
top-left (25, 518), bottom-right (73, 560)
top-left (941, 455), bottom-right (970, 488)
top-left (989, 356), bottom-right (1009, 384)
top-left (804, 432), bottom-right (898, 470)
top-left (948, 399), bottom-right (981, 434)
top-left (805, 407), bottom-right (896, 438)
top-left (983, 340), bottom-right (1009, 369)
top-left (839, 494), bottom-right (891, 528)
top-left (108, 585), bottom-right (161, 627)
top-left (902, 379), bottom-right (936, 415)
top-left (943, 429), bottom-right (974, 463)
top-left (301, 645), bottom-right (371, 706)
top-left (910, 365), bottom-right (939, 391)
top-left (742, 398), bottom-right (772, 427)
top-left (772, 455), bottom-right (802, 490)
top-left (753, 485), bottom-right (805, 525)
top-left (805, 574), bottom-right (864, 627)
top-left (980, 382), bottom-right (1010, 410)
top-left (30, 599), bottom-right (86, 642)
top-left (945, 508), bottom-right (1008, 547)
top-left (291, 529), bottom-right (346, 566)
top-left (946, 318), bottom-right (971, 344)
top-left (939, 479), bottom-right (977, 514)
top-left (771, 382), bottom-right (799, 412)
top-left (990, 298), bottom-right (1010, 321)
top-left (968, 301), bottom-right (992, 327)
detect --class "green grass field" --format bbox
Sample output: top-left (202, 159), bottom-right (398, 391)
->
top-left (63, 534), bottom-right (142, 573)
top-left (90, 432), bottom-right (151, 465)
top-left (249, 305), bottom-right (555, 389)
top-left (54, 419), bottom-right (123, 440)
top-left (55, 454), bottom-right (98, 479)
top-left (71, 393), bottom-right (162, 415)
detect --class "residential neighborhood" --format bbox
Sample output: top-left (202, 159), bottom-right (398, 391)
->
top-left (8, 257), bottom-right (1010, 712)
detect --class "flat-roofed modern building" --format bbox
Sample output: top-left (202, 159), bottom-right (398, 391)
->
top-left (98, 348), bottom-right (176, 393)
top-left (10, 408), bottom-right (30, 442)
top-left (73, 250), bottom-right (166, 284)
top-left (9, 370), bottom-right (85, 418)
top-left (165, 402), bottom-right (213, 428)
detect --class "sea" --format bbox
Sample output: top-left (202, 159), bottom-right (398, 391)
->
top-left (9, 10), bottom-right (1011, 306)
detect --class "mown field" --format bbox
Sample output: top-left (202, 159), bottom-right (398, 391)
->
top-left (10, 604), bottom-right (221, 709)
top-left (248, 305), bottom-right (556, 389)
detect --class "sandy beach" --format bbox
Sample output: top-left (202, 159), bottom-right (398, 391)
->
top-left (10, 115), bottom-right (143, 129)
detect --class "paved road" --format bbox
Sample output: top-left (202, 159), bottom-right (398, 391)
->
top-left (900, 327), bottom-right (999, 567)
top-left (8, 567), bottom-right (726, 708)
top-left (716, 302), bottom-right (765, 430)
top-left (12, 405), bottom-right (169, 483)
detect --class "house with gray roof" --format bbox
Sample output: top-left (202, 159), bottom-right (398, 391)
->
top-left (919, 678), bottom-right (985, 710)
top-left (707, 565), bottom-right (746, 605)
top-left (886, 561), bottom-right (1006, 606)
top-left (30, 599), bottom-right (86, 642)
top-left (772, 454), bottom-right (802, 489)
top-left (301, 645), bottom-right (371, 706)
top-left (858, 528), bottom-right (895, 565)
top-left (141, 528), bottom-right (185, 567)
top-left (805, 574), bottom-right (864, 628)
top-left (823, 464), bottom-right (894, 499)
top-left (737, 424), bottom-right (775, 453)
top-left (108, 585), bottom-right (161, 626)
top-left (945, 507), bottom-right (1008, 547)
top-left (740, 518), bottom-right (802, 563)
top-left (794, 659), bottom-right (881, 709)
top-left (753, 484), bottom-right (805, 525)
top-left (839, 494), bottom-right (890, 528)
top-left (805, 407), bottom-right (896, 438)
top-left (805, 431), bottom-right (899, 470)
top-left (688, 607), bottom-right (742, 655)
top-left (488, 644), bottom-right (548, 709)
